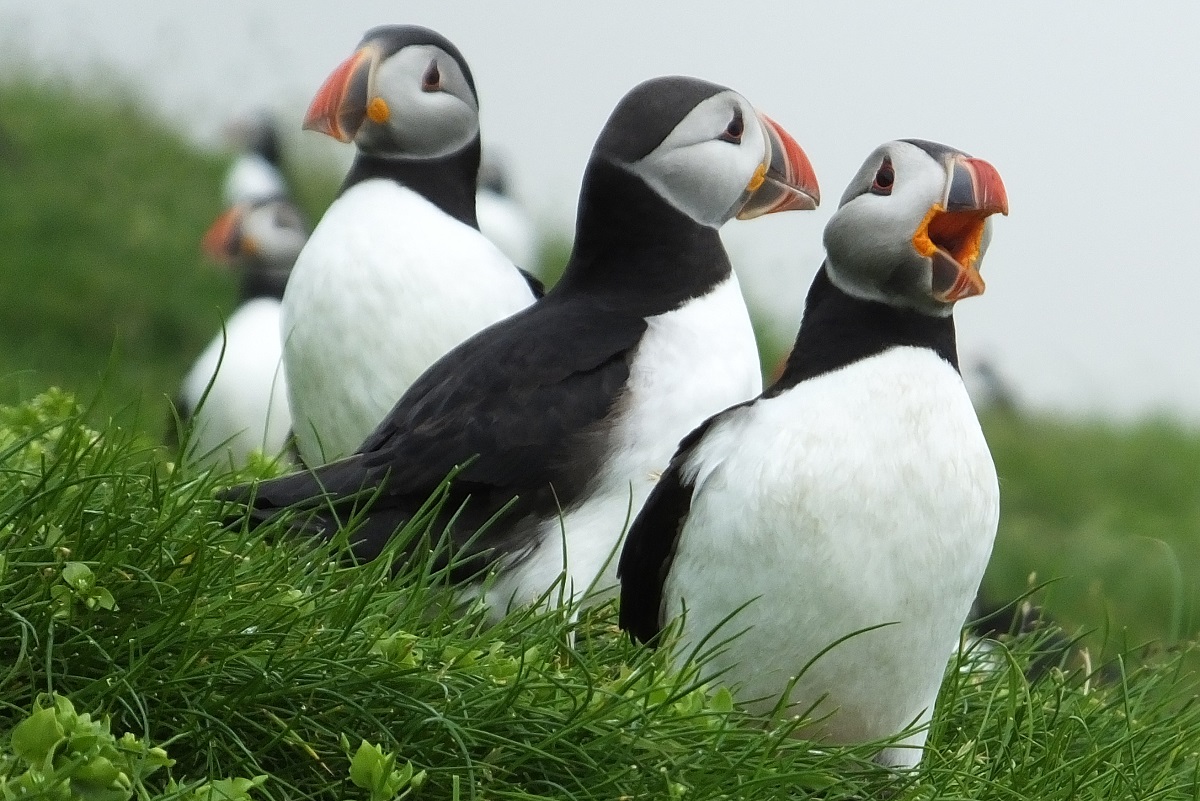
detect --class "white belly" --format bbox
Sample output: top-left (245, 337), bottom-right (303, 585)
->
top-left (479, 274), bottom-right (763, 619)
top-left (281, 180), bottom-right (536, 464)
top-left (664, 347), bottom-right (999, 766)
top-left (181, 298), bottom-right (292, 470)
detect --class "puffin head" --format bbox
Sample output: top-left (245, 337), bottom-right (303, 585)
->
top-left (591, 76), bottom-right (820, 228)
top-left (303, 25), bottom-right (479, 159)
top-left (203, 198), bottom-right (310, 273)
top-left (823, 139), bottom-right (1009, 316)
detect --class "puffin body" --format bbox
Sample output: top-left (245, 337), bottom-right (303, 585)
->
top-left (178, 198), bottom-right (308, 469)
top-left (283, 25), bottom-right (540, 465)
top-left (224, 75), bottom-right (820, 620)
top-left (283, 178), bottom-right (534, 463)
top-left (619, 140), bottom-right (1008, 768)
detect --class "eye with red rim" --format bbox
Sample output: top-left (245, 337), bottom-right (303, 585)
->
top-left (718, 108), bottom-right (744, 144)
top-left (870, 157), bottom-right (894, 195)
top-left (421, 60), bottom-right (442, 92)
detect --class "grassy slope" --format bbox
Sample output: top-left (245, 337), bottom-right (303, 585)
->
top-left (0, 393), bottom-right (1198, 800)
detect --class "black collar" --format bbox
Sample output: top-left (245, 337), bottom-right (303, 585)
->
top-left (770, 264), bottom-right (958, 395)
top-left (551, 158), bottom-right (731, 316)
top-left (239, 266), bottom-right (291, 302)
top-left (340, 137), bottom-right (482, 229)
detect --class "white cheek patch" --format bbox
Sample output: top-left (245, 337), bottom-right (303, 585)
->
top-left (373, 45), bottom-right (480, 159)
top-left (627, 93), bottom-right (765, 228)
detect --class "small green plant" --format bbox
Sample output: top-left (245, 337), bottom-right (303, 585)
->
top-left (344, 739), bottom-right (425, 801)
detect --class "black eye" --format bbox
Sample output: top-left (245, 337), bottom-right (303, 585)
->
top-left (719, 108), bottom-right (744, 144)
top-left (422, 60), bottom-right (441, 91)
top-left (870, 157), bottom-right (894, 195)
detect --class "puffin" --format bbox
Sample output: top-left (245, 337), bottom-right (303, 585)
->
top-left (475, 152), bottom-right (539, 273)
top-left (222, 109), bottom-right (290, 207)
top-left (283, 25), bottom-right (542, 465)
top-left (222, 75), bottom-right (820, 621)
top-left (618, 139), bottom-right (1008, 769)
top-left (174, 197), bottom-right (309, 469)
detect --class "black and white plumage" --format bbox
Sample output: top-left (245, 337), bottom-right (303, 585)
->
top-left (222, 110), bottom-right (289, 207)
top-left (223, 75), bottom-right (820, 620)
top-left (176, 198), bottom-right (309, 469)
top-left (283, 25), bottom-right (542, 465)
top-left (618, 139), bottom-right (1008, 769)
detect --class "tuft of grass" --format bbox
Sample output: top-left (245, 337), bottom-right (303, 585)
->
top-left (0, 391), bottom-right (1199, 799)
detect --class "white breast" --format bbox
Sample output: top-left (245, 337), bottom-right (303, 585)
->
top-left (180, 298), bottom-right (292, 470)
top-left (222, 154), bottom-right (287, 206)
top-left (479, 274), bottom-right (763, 619)
top-left (281, 180), bottom-right (537, 465)
top-left (664, 347), bottom-right (999, 768)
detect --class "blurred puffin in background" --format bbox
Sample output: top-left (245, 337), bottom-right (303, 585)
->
top-left (172, 197), bottom-right (309, 470)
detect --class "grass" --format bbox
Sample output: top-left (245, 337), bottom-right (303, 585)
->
top-left (1, 390), bottom-right (1199, 800)
top-left (981, 412), bottom-right (1200, 664)
top-left (0, 76), bottom-right (339, 439)
top-left (4, 72), bottom-right (1200, 798)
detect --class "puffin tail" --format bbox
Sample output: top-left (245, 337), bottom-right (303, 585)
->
top-left (217, 454), bottom-right (376, 537)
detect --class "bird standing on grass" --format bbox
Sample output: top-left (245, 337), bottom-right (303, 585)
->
top-left (174, 197), bottom-right (309, 469)
top-left (283, 25), bottom-right (541, 466)
top-left (618, 139), bottom-right (1008, 769)
top-left (222, 75), bottom-right (820, 621)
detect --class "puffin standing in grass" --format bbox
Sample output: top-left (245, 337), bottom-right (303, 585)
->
top-left (283, 25), bottom-right (542, 465)
top-left (222, 75), bottom-right (820, 621)
top-left (618, 139), bottom-right (1008, 769)
top-left (174, 197), bottom-right (310, 469)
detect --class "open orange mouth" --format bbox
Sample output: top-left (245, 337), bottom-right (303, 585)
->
top-left (912, 205), bottom-right (990, 301)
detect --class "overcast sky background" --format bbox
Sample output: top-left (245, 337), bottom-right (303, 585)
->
top-left (3, 2), bottom-right (1197, 420)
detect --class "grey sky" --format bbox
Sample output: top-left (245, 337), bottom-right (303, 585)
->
top-left (3, 1), bottom-right (1197, 419)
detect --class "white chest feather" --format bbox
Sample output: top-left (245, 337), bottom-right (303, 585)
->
top-left (281, 180), bottom-right (536, 464)
top-left (481, 275), bottom-right (763, 617)
top-left (664, 347), bottom-right (999, 767)
top-left (181, 298), bottom-right (292, 470)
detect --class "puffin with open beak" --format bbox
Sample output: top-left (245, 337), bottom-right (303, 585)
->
top-left (223, 75), bottom-right (819, 622)
top-left (174, 197), bottom-right (309, 470)
top-left (282, 25), bottom-right (542, 467)
top-left (619, 139), bottom-right (1007, 770)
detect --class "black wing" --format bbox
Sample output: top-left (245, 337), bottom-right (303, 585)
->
top-left (617, 415), bottom-right (718, 645)
top-left (618, 399), bottom-right (758, 645)
top-left (222, 295), bottom-right (647, 573)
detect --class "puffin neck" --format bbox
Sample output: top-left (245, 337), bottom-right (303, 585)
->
top-left (769, 265), bottom-right (958, 395)
top-left (552, 158), bottom-right (731, 316)
top-left (340, 137), bottom-right (481, 229)
top-left (239, 265), bottom-right (292, 302)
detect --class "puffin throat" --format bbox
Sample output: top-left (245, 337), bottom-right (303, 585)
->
top-left (913, 205), bottom-right (990, 301)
